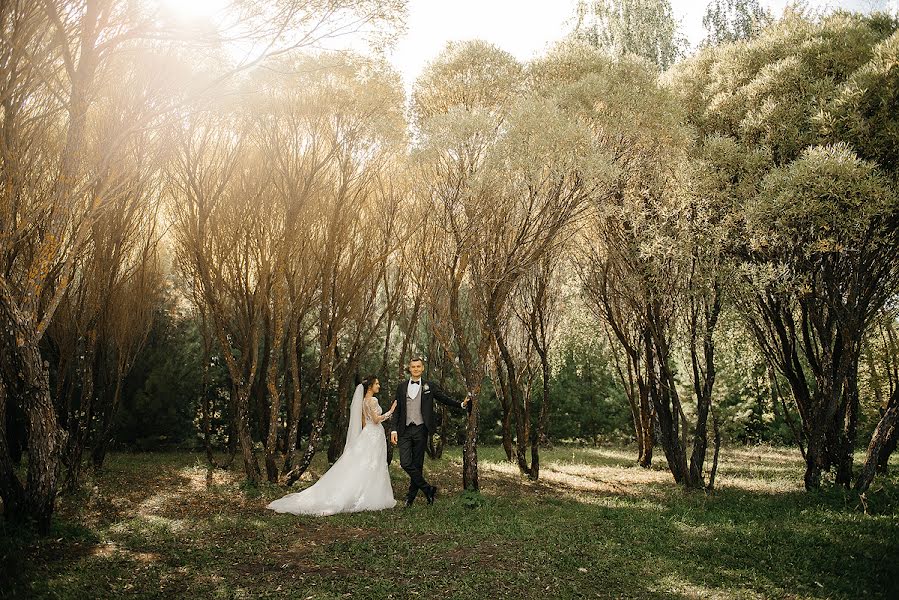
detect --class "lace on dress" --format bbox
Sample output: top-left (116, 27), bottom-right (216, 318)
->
top-left (364, 396), bottom-right (378, 425)
top-left (363, 396), bottom-right (391, 426)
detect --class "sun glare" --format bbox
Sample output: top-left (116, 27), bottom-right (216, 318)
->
top-left (161, 0), bottom-right (231, 20)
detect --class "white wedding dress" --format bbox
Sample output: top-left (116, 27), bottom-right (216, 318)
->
top-left (266, 385), bottom-right (396, 516)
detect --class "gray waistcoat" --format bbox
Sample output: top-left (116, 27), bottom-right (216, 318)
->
top-left (406, 382), bottom-right (424, 426)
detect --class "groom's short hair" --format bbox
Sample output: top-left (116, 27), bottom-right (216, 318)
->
top-left (409, 355), bottom-right (424, 365)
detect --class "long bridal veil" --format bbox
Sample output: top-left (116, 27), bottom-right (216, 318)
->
top-left (344, 383), bottom-right (364, 453)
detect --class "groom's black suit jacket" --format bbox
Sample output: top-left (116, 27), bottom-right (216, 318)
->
top-left (390, 379), bottom-right (465, 437)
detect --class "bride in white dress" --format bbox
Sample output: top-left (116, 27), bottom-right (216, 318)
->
top-left (266, 376), bottom-right (398, 516)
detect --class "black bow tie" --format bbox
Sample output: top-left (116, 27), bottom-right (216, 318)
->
top-left (410, 380), bottom-right (421, 385)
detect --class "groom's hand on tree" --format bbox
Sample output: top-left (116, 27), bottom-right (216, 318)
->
top-left (463, 393), bottom-right (473, 414)
top-left (390, 431), bottom-right (398, 445)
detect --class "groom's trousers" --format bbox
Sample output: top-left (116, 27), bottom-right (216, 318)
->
top-left (397, 423), bottom-right (429, 502)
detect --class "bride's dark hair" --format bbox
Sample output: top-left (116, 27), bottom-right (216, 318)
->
top-left (360, 374), bottom-right (379, 393)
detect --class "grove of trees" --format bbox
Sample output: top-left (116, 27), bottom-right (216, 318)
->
top-left (2, 0), bottom-right (898, 532)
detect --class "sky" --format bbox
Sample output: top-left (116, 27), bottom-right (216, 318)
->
top-left (387, 0), bottom-right (895, 89)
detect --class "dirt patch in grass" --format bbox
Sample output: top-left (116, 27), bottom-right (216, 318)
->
top-left (442, 539), bottom-right (524, 570)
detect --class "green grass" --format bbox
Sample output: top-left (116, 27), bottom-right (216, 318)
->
top-left (2, 445), bottom-right (898, 599)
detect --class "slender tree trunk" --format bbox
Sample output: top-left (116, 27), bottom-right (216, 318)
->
top-left (648, 313), bottom-right (695, 488)
top-left (207, 292), bottom-right (261, 483)
top-left (328, 363), bottom-right (355, 464)
top-left (876, 424), bottom-right (898, 474)
top-left (90, 368), bottom-right (123, 470)
top-left (706, 412), bottom-right (721, 491)
top-left (493, 320), bottom-right (535, 478)
top-left (492, 353), bottom-right (514, 461)
top-left (856, 387), bottom-right (899, 493)
top-left (688, 291), bottom-right (720, 488)
top-left (607, 328), bottom-right (653, 467)
top-left (445, 276), bottom-right (481, 491)
top-left (618, 354), bottom-right (643, 465)
top-left (286, 287), bottom-right (336, 485)
top-left (56, 355), bottom-right (70, 432)
top-left (836, 354), bottom-right (859, 487)
top-left (264, 357), bottom-right (282, 483)
top-left (462, 391), bottom-right (480, 491)
top-left (381, 313), bottom-right (393, 377)
top-left (636, 368), bottom-right (654, 467)
top-left (286, 376), bottom-right (331, 486)
top-left (530, 349), bottom-right (551, 481)
top-left (197, 318), bottom-right (219, 469)
top-left (64, 330), bottom-right (98, 492)
top-left (283, 328), bottom-right (304, 476)
top-left (234, 383), bottom-right (260, 484)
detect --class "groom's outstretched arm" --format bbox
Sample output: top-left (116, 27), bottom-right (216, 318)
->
top-left (429, 381), bottom-right (466, 412)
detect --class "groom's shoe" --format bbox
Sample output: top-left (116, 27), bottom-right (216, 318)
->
top-left (425, 485), bottom-right (438, 505)
top-left (404, 496), bottom-right (415, 508)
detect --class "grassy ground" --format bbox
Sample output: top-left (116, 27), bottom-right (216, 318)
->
top-left (2, 445), bottom-right (898, 599)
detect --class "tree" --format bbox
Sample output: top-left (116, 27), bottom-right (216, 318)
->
top-left (743, 144), bottom-right (898, 490)
top-left (412, 41), bottom-right (598, 489)
top-left (669, 12), bottom-right (899, 490)
top-left (534, 40), bottom-right (722, 488)
top-left (493, 254), bottom-right (564, 478)
top-left (702, 0), bottom-right (772, 47)
top-left (572, 0), bottom-right (687, 71)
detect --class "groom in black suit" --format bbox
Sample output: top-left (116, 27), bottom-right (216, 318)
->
top-left (390, 356), bottom-right (469, 506)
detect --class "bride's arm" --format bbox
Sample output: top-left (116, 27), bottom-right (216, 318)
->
top-left (377, 400), bottom-right (397, 424)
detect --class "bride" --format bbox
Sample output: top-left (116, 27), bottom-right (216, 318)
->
top-left (266, 376), bottom-right (398, 516)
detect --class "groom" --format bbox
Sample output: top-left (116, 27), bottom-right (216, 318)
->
top-left (390, 356), bottom-right (469, 507)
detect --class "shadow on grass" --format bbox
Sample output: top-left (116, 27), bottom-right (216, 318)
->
top-left (2, 447), bottom-right (898, 599)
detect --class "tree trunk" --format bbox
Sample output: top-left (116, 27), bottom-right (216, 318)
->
top-left (327, 353), bottom-right (357, 464)
top-left (530, 350), bottom-right (552, 481)
top-left (688, 290), bottom-right (720, 489)
top-left (285, 292), bottom-right (336, 486)
top-left (327, 370), bottom-right (353, 464)
top-left (90, 369), bottom-right (124, 470)
top-left (283, 328), bottom-right (304, 476)
top-left (234, 383), bottom-right (261, 484)
top-left (64, 330), bottom-right (98, 492)
top-left (876, 424), bottom-right (898, 474)
top-left (462, 390), bottom-right (480, 491)
top-left (835, 357), bottom-right (859, 487)
top-left (208, 300), bottom-right (261, 484)
top-left (492, 353), bottom-right (514, 461)
top-left (706, 412), bottom-right (721, 491)
top-left (804, 424), bottom-right (827, 491)
top-left (264, 356), bottom-right (282, 483)
top-left (856, 387), bottom-right (899, 494)
top-left (197, 322), bottom-right (219, 469)
top-left (0, 376), bottom-right (25, 521)
top-left (22, 365), bottom-right (66, 533)
top-left (493, 320), bottom-right (535, 478)
top-left (648, 315), bottom-right (696, 488)
top-left (286, 381), bottom-right (330, 486)
top-left (637, 377), bottom-right (654, 468)
top-left (0, 297), bottom-right (66, 532)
